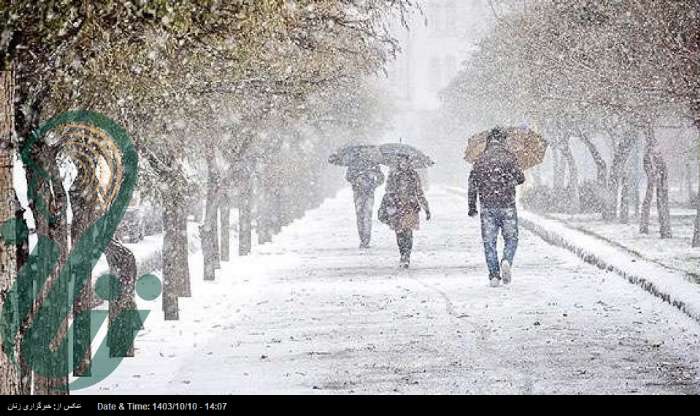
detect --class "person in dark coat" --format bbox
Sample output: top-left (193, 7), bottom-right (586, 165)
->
top-left (381, 155), bottom-right (431, 268)
top-left (347, 162), bottom-right (385, 248)
top-left (468, 127), bottom-right (526, 287)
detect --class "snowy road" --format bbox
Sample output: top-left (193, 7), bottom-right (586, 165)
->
top-left (82, 187), bottom-right (700, 395)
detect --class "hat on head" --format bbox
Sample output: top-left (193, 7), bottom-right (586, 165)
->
top-left (487, 127), bottom-right (507, 146)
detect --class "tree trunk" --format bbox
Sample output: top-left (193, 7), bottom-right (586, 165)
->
top-left (162, 199), bottom-right (181, 320)
top-left (201, 154), bottom-right (220, 281)
top-left (220, 197), bottom-right (231, 262)
top-left (213, 203), bottom-right (220, 270)
top-left (693, 156), bottom-right (700, 247)
top-left (256, 188), bottom-right (273, 245)
top-left (686, 156), bottom-right (694, 205)
top-left (655, 152), bottom-right (673, 239)
top-left (640, 144), bottom-right (655, 235)
top-left (578, 131), bottom-right (607, 186)
top-left (239, 168), bottom-right (253, 256)
top-left (272, 191), bottom-right (283, 235)
top-left (578, 130), bottom-right (610, 218)
top-left (644, 122), bottom-right (673, 239)
top-left (630, 139), bottom-right (642, 218)
top-left (620, 172), bottom-right (630, 224)
top-left (553, 148), bottom-right (565, 190)
top-left (0, 67), bottom-right (22, 394)
top-left (162, 182), bottom-right (190, 299)
top-left (560, 139), bottom-right (580, 214)
top-left (30, 157), bottom-right (70, 395)
top-left (68, 183), bottom-right (97, 377)
top-left (105, 239), bottom-right (141, 355)
top-left (639, 124), bottom-right (672, 238)
top-left (606, 131), bottom-right (636, 221)
top-left (16, 200), bottom-right (30, 395)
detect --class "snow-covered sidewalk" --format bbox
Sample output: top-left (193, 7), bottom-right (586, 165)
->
top-left (543, 211), bottom-right (698, 278)
top-left (517, 212), bottom-right (700, 321)
top-left (79, 187), bottom-right (700, 394)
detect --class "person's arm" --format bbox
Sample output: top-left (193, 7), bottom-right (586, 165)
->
top-left (345, 167), bottom-right (354, 183)
top-left (415, 173), bottom-right (431, 220)
top-left (509, 155), bottom-right (526, 185)
top-left (468, 169), bottom-right (479, 216)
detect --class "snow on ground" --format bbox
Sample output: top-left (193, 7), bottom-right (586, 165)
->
top-left (77, 186), bottom-right (700, 395)
top-left (547, 211), bottom-right (699, 279)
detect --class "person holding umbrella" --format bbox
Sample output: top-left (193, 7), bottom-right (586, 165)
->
top-left (467, 127), bottom-right (527, 287)
top-left (346, 161), bottom-right (385, 249)
top-left (329, 145), bottom-right (385, 249)
top-left (380, 153), bottom-right (432, 269)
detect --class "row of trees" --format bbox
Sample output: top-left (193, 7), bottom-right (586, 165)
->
top-left (0, 0), bottom-right (411, 394)
top-left (440, 0), bottom-right (700, 246)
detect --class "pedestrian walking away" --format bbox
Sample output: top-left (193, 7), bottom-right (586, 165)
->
top-left (468, 127), bottom-right (526, 287)
top-left (379, 154), bottom-right (431, 269)
top-left (347, 163), bottom-right (385, 248)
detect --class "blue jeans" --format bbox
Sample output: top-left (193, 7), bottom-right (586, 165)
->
top-left (480, 208), bottom-right (519, 279)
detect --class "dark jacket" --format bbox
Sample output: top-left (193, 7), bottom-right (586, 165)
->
top-left (468, 144), bottom-right (525, 210)
top-left (346, 165), bottom-right (385, 193)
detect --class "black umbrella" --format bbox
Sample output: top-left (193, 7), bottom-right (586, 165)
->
top-left (328, 144), bottom-right (383, 167)
top-left (379, 143), bottom-right (435, 169)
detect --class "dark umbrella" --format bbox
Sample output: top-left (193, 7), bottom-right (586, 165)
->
top-left (328, 144), bottom-right (383, 167)
top-left (379, 143), bottom-right (435, 169)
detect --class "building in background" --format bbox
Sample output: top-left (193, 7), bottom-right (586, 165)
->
top-left (382, 0), bottom-right (492, 184)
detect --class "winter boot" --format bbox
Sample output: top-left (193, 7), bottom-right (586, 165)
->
top-left (489, 277), bottom-right (500, 288)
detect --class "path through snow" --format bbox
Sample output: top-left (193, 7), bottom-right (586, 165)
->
top-left (79, 187), bottom-right (700, 394)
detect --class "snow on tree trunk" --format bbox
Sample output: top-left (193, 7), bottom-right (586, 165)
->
top-left (213, 204), bottom-right (220, 270)
top-left (175, 198), bottom-right (191, 298)
top-left (219, 196), bottom-right (230, 262)
top-left (693, 133), bottom-right (700, 247)
top-left (640, 144), bottom-right (656, 235)
top-left (254, 170), bottom-right (273, 245)
top-left (655, 152), bottom-right (673, 239)
top-left (639, 124), bottom-right (672, 238)
top-left (553, 148), bottom-right (565, 190)
top-left (578, 131), bottom-right (610, 217)
top-left (686, 155), bottom-right (694, 205)
top-left (0, 66), bottom-right (22, 395)
top-left (643, 124), bottom-right (672, 239)
top-left (620, 173), bottom-right (630, 224)
top-left (164, 158), bottom-right (191, 298)
top-left (579, 131), bottom-right (608, 186)
top-left (201, 154), bottom-right (220, 281)
top-left (606, 132), bottom-right (635, 222)
top-left (256, 188), bottom-right (273, 245)
top-left (106, 239), bottom-right (141, 354)
top-left (271, 191), bottom-right (283, 235)
top-left (630, 140), bottom-right (642, 218)
top-left (239, 168), bottom-right (253, 257)
top-left (162, 197), bottom-right (185, 319)
top-left (17, 202), bottom-right (30, 395)
top-left (560, 139), bottom-right (580, 214)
